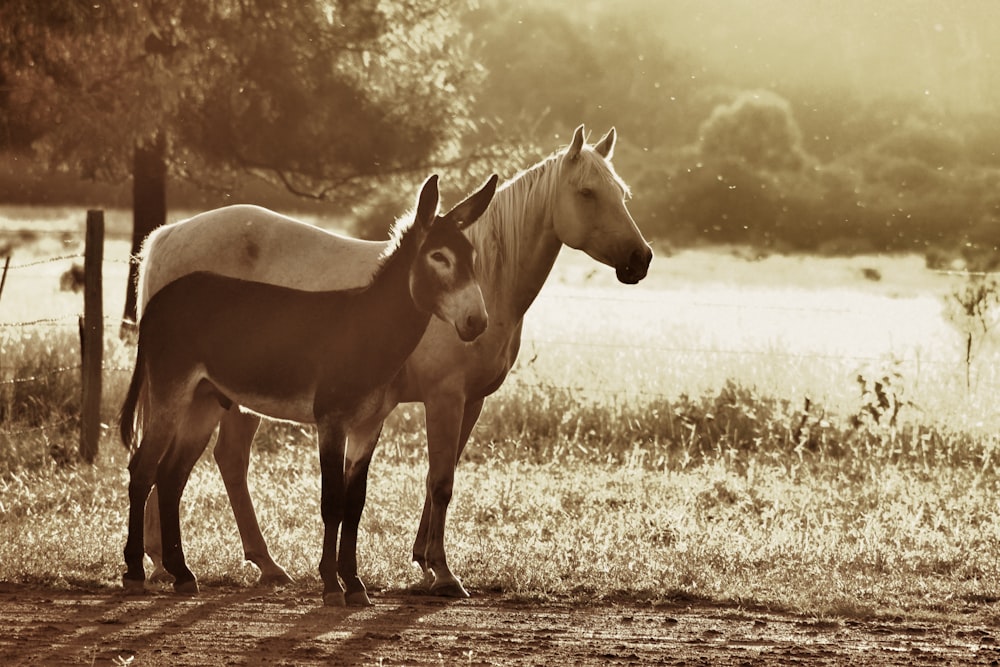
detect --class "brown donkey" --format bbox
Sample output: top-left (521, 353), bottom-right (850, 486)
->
top-left (119, 173), bottom-right (498, 606)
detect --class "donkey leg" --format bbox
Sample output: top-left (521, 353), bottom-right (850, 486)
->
top-left (214, 407), bottom-right (293, 586)
top-left (158, 395), bottom-right (223, 595)
top-left (123, 428), bottom-right (174, 592)
top-left (317, 418), bottom-right (348, 607)
top-left (339, 418), bottom-right (384, 606)
top-left (417, 395), bottom-right (483, 598)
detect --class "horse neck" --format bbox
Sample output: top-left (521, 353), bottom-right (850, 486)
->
top-left (469, 158), bottom-right (563, 323)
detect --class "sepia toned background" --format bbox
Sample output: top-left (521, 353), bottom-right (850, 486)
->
top-left (3, 2), bottom-right (1000, 665)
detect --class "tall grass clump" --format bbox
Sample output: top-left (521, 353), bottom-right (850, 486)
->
top-left (472, 373), bottom-right (998, 482)
top-left (0, 324), bottom-right (133, 473)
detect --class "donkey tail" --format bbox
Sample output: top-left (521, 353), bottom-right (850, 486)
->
top-left (118, 338), bottom-right (146, 450)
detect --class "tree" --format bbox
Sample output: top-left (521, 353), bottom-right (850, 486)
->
top-left (0, 0), bottom-right (496, 329)
top-left (698, 90), bottom-right (812, 172)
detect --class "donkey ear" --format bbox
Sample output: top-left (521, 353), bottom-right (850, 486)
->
top-left (414, 174), bottom-right (440, 229)
top-left (566, 125), bottom-right (586, 161)
top-left (594, 127), bottom-right (616, 160)
top-left (445, 173), bottom-right (499, 230)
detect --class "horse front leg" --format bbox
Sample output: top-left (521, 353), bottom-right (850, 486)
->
top-left (337, 417), bottom-right (383, 606)
top-left (415, 394), bottom-right (483, 598)
top-left (214, 407), bottom-right (293, 586)
top-left (317, 416), bottom-right (348, 606)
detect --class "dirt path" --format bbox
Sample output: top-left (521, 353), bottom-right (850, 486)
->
top-left (0, 583), bottom-right (998, 666)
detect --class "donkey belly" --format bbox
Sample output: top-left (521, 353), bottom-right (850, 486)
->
top-left (198, 354), bottom-right (319, 424)
top-left (212, 380), bottom-right (318, 425)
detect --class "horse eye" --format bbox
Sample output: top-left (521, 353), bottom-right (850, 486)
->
top-left (579, 187), bottom-right (594, 198)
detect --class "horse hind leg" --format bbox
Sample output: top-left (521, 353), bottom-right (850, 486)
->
top-left (213, 406), bottom-right (293, 586)
top-left (143, 486), bottom-right (170, 582)
top-left (157, 393), bottom-right (226, 595)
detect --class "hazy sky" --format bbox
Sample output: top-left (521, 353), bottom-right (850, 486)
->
top-left (650, 0), bottom-right (1000, 113)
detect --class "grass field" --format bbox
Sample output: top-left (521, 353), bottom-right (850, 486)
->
top-left (2, 207), bottom-right (1000, 621)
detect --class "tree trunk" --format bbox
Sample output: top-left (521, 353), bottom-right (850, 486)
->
top-left (121, 133), bottom-right (167, 338)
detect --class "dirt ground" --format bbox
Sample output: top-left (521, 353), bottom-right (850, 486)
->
top-left (1, 583), bottom-right (999, 666)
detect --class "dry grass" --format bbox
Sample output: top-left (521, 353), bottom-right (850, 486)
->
top-left (3, 219), bottom-right (1000, 619)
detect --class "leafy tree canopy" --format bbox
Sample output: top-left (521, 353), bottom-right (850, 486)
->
top-left (0, 0), bottom-right (498, 202)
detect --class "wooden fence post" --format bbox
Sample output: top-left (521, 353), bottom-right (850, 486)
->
top-left (80, 210), bottom-right (104, 464)
top-left (0, 255), bottom-right (10, 304)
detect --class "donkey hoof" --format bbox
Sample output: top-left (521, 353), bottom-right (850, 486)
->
top-left (345, 590), bottom-right (372, 607)
top-left (122, 576), bottom-right (146, 595)
top-left (323, 591), bottom-right (346, 607)
top-left (173, 579), bottom-right (200, 595)
top-left (430, 578), bottom-right (470, 599)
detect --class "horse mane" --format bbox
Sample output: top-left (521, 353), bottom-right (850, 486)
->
top-left (463, 143), bottom-right (629, 297)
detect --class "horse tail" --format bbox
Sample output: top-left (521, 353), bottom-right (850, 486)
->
top-left (119, 336), bottom-right (146, 450)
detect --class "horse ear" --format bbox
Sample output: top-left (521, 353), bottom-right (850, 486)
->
top-left (595, 127), bottom-right (616, 160)
top-left (566, 125), bottom-right (585, 161)
top-left (415, 174), bottom-right (440, 229)
top-left (445, 173), bottom-right (499, 230)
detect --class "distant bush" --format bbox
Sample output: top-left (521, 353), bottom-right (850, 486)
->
top-left (630, 88), bottom-right (1000, 257)
top-left (698, 90), bottom-right (813, 172)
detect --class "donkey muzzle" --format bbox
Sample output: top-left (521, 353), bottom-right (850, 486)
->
top-left (456, 312), bottom-right (488, 342)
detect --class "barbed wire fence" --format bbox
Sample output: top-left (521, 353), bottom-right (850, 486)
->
top-left (2, 215), bottom-right (996, 462)
top-left (0, 211), bottom-right (133, 462)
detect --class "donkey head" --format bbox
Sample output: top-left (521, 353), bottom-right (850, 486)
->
top-left (552, 125), bottom-right (653, 284)
top-left (410, 173), bottom-right (498, 342)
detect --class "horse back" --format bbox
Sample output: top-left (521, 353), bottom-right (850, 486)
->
top-left (139, 205), bottom-right (388, 315)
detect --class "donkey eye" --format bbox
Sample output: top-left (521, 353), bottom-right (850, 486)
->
top-left (430, 251), bottom-right (449, 265)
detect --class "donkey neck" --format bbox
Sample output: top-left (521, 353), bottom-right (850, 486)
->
top-left (350, 226), bottom-right (432, 366)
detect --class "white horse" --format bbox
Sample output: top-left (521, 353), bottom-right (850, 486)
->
top-left (137, 126), bottom-right (653, 597)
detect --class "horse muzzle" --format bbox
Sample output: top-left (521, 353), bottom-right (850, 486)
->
top-left (615, 246), bottom-right (653, 284)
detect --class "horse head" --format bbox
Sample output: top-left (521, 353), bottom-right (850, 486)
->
top-left (552, 125), bottom-right (653, 284)
top-left (412, 173), bottom-right (498, 342)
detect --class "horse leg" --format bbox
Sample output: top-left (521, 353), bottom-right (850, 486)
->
top-left (213, 407), bottom-right (293, 586)
top-left (123, 418), bottom-right (176, 593)
top-left (143, 486), bottom-right (170, 582)
top-left (317, 416), bottom-right (348, 606)
top-left (157, 395), bottom-right (221, 594)
top-left (338, 416), bottom-right (384, 606)
top-left (416, 395), bottom-right (483, 598)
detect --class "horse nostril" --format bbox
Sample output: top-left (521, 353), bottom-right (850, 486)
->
top-left (631, 247), bottom-right (652, 272)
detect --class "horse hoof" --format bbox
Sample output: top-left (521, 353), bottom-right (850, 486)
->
top-left (148, 566), bottom-right (172, 583)
top-left (173, 579), bottom-right (199, 595)
top-left (323, 591), bottom-right (346, 607)
top-left (345, 590), bottom-right (372, 606)
top-left (122, 577), bottom-right (146, 595)
top-left (258, 569), bottom-right (294, 587)
top-left (430, 579), bottom-right (470, 599)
